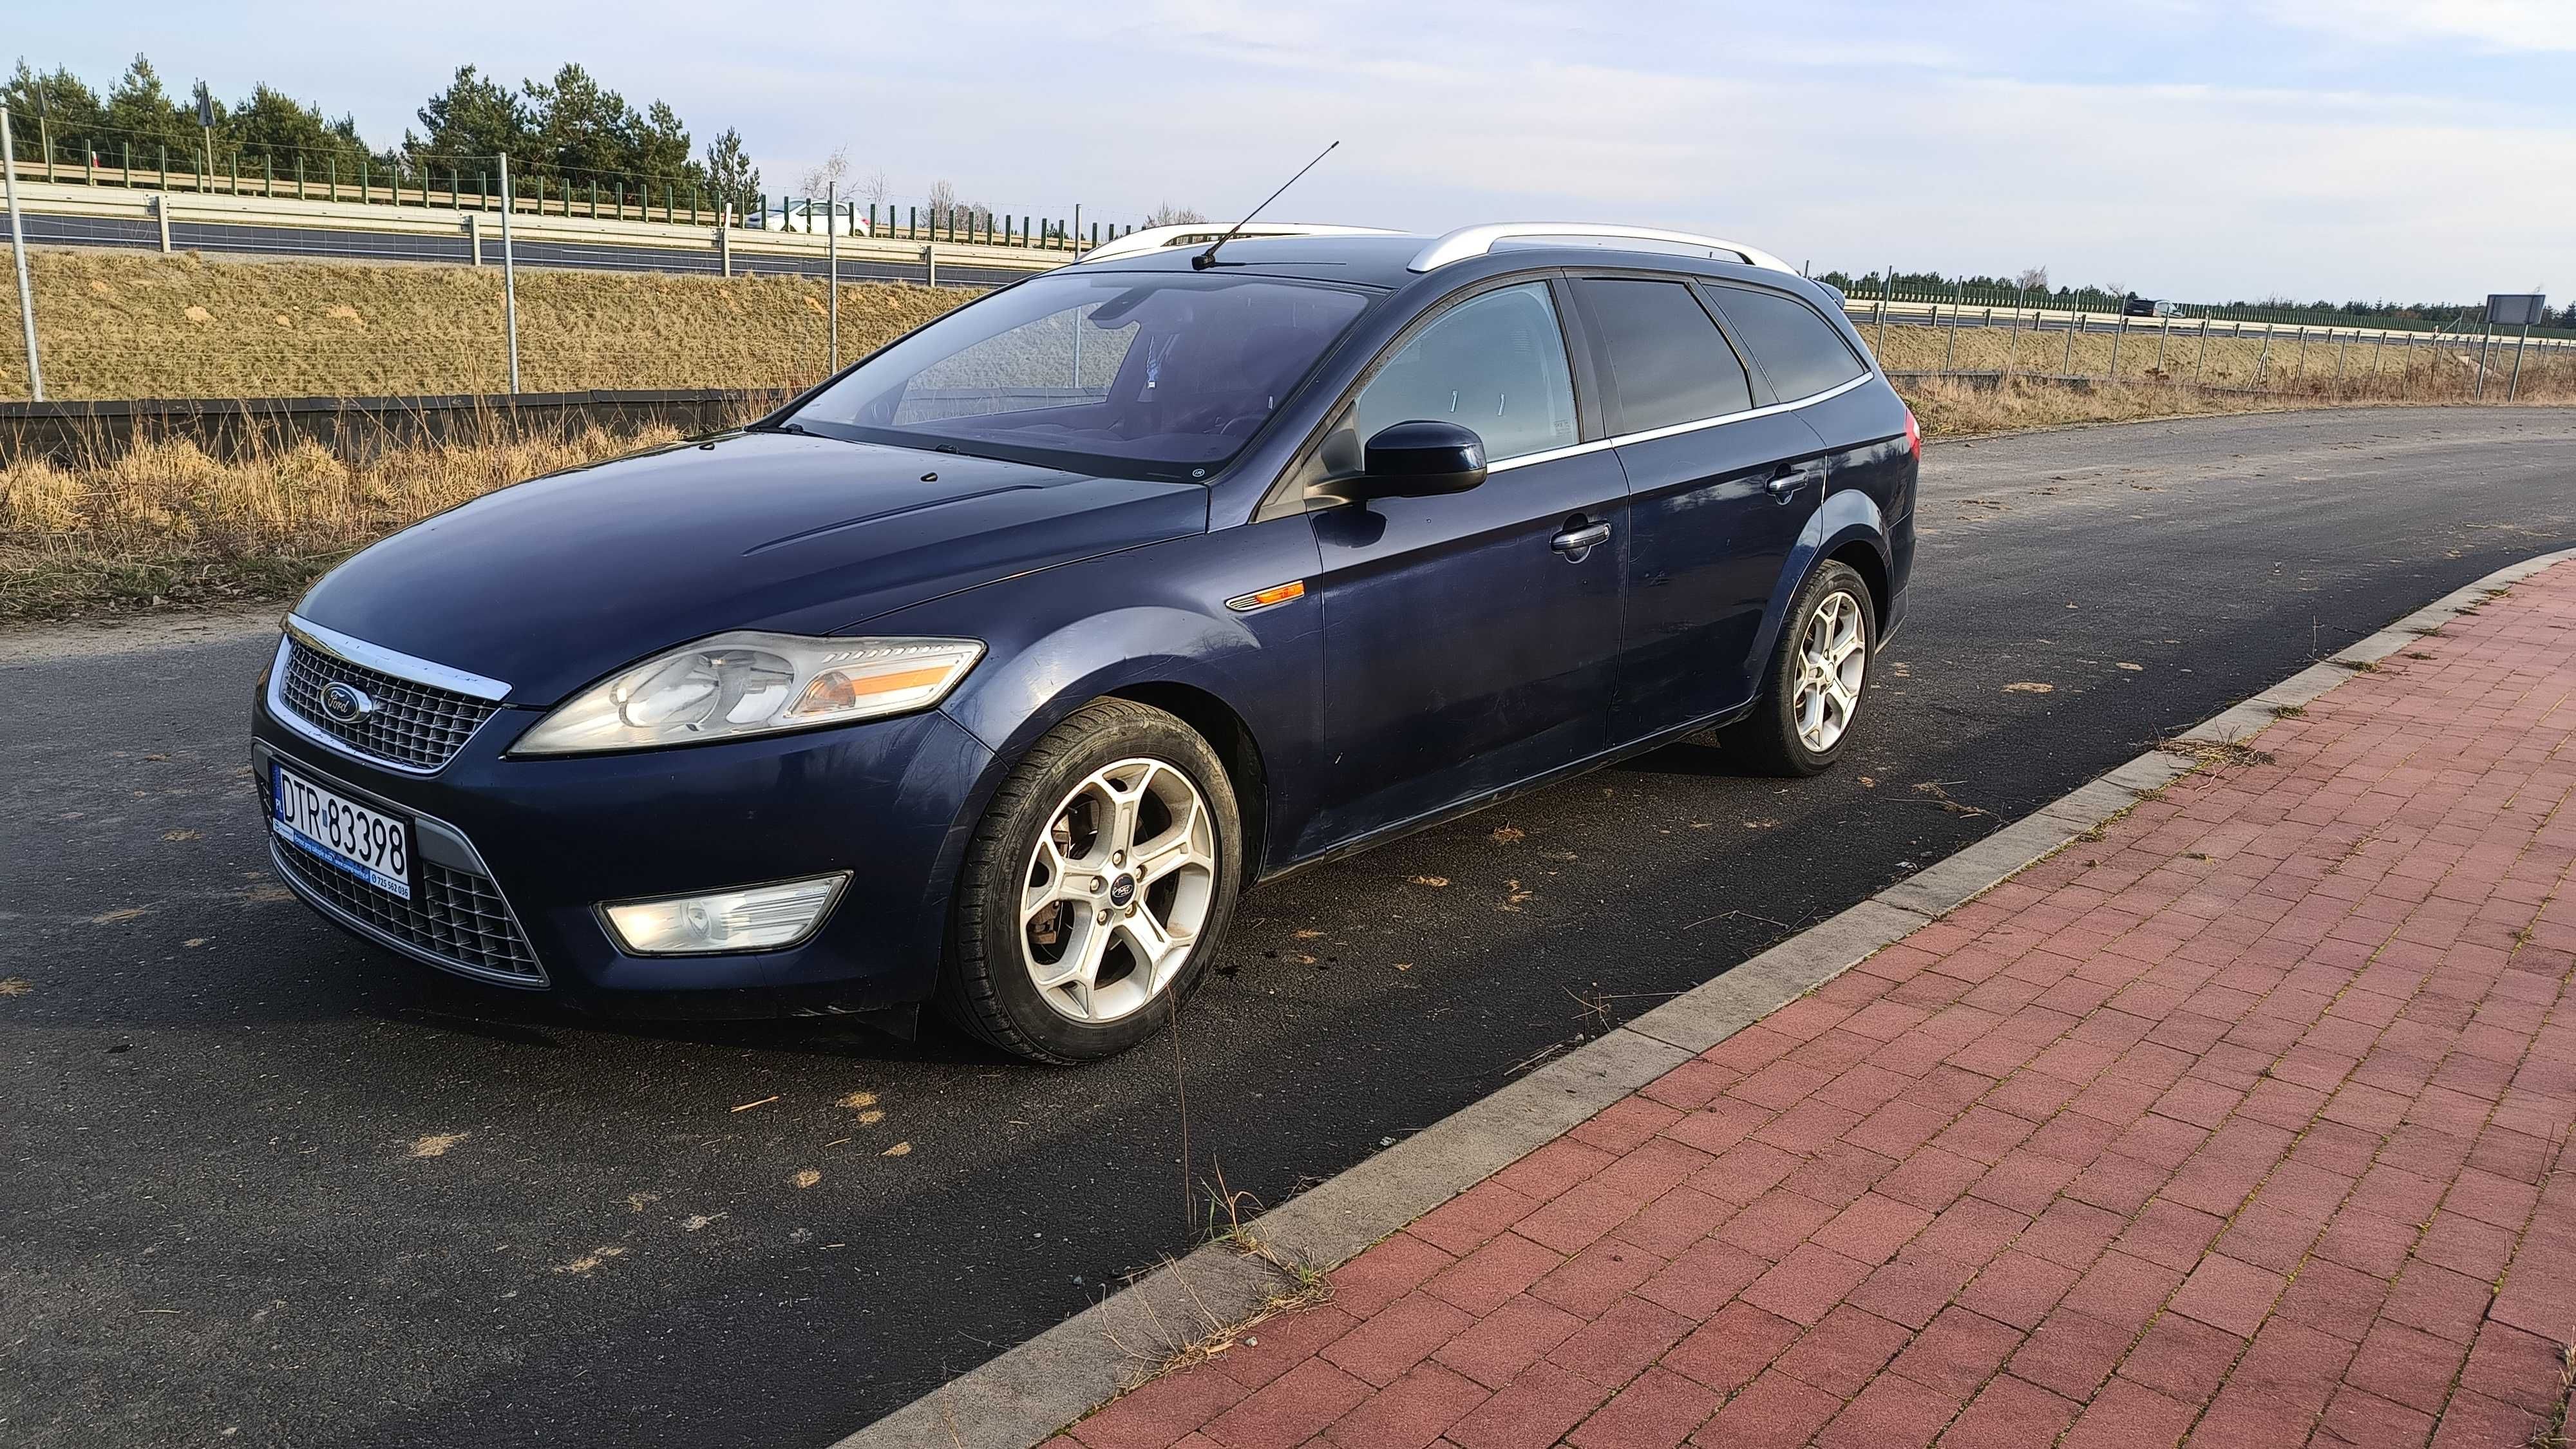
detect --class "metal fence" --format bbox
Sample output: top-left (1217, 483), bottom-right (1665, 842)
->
top-left (1842, 287), bottom-right (2574, 405)
top-left (1, 122), bottom-right (1142, 256)
top-left (1824, 268), bottom-right (2576, 341)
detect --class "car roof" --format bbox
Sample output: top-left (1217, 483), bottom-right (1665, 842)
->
top-left (1068, 232), bottom-right (1821, 298)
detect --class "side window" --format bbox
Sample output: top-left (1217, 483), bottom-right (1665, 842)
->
top-left (1569, 278), bottom-right (1754, 434)
top-left (1704, 284), bottom-right (1868, 401)
top-left (1346, 281), bottom-right (1578, 463)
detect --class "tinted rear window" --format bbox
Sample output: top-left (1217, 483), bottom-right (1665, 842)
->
top-left (1569, 278), bottom-right (1752, 433)
top-left (1705, 284), bottom-right (1868, 400)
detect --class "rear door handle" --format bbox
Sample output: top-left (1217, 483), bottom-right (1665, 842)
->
top-left (1766, 462), bottom-right (1828, 501)
top-left (1551, 520), bottom-right (1613, 555)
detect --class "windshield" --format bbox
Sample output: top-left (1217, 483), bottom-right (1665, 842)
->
top-left (786, 271), bottom-right (1376, 481)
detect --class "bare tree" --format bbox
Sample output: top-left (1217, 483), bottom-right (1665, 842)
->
top-left (925, 178), bottom-right (993, 229)
top-left (1146, 202), bottom-right (1208, 226)
top-left (2014, 265), bottom-right (2049, 294)
top-left (855, 166), bottom-right (891, 209)
top-left (798, 145), bottom-right (850, 198)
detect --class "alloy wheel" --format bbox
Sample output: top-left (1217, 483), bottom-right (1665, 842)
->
top-left (1791, 589), bottom-right (1867, 753)
top-left (1019, 757), bottom-right (1218, 1023)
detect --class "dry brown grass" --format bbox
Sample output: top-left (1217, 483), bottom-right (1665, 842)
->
top-left (10, 269), bottom-right (2576, 623)
top-left (0, 249), bottom-right (965, 399)
top-left (0, 422), bottom-right (685, 618)
top-left (1861, 310), bottom-right (2576, 397)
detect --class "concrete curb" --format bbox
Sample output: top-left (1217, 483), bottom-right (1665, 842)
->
top-left (830, 545), bottom-right (2576, 1449)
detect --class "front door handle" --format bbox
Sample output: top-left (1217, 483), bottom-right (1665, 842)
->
top-left (1551, 520), bottom-right (1613, 556)
top-left (1766, 462), bottom-right (1828, 502)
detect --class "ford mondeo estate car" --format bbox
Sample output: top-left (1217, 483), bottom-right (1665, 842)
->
top-left (252, 221), bottom-right (1918, 1063)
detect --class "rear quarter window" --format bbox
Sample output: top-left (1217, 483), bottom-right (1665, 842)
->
top-left (1704, 283), bottom-right (1869, 401)
top-left (1568, 278), bottom-right (1754, 434)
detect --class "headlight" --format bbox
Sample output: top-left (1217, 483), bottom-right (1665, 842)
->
top-left (512, 632), bottom-right (983, 755)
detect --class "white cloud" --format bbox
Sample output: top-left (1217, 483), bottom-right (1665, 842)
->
top-left (2263, 0), bottom-right (2576, 52)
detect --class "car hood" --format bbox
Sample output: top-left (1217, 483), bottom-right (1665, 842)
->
top-left (294, 431), bottom-right (1209, 705)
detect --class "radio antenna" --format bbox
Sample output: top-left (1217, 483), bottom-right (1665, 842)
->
top-left (1192, 141), bottom-right (1340, 270)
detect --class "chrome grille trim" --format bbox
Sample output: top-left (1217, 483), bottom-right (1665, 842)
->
top-left (268, 619), bottom-right (510, 774)
top-left (287, 615), bottom-right (509, 701)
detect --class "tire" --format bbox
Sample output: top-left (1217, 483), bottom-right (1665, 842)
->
top-left (1719, 560), bottom-right (1876, 777)
top-left (937, 698), bottom-right (1243, 1063)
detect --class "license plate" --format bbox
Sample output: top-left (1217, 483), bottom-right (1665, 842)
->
top-left (270, 764), bottom-right (412, 899)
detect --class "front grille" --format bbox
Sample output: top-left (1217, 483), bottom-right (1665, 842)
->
top-left (270, 834), bottom-right (546, 985)
top-left (280, 638), bottom-right (499, 770)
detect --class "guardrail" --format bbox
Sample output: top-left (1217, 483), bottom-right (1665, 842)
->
top-left (1, 178), bottom-right (1068, 287)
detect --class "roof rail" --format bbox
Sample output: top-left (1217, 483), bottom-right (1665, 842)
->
top-left (1077, 222), bottom-right (1405, 265)
top-left (1409, 223), bottom-right (1798, 276)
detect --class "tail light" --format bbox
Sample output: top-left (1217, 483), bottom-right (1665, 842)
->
top-left (1902, 407), bottom-right (1922, 458)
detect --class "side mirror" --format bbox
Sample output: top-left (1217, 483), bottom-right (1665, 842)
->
top-left (1318, 421), bottom-right (1488, 504)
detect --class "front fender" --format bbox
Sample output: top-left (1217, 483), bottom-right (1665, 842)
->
top-left (943, 605), bottom-right (1271, 761)
top-left (865, 518), bottom-right (1328, 909)
top-left (1745, 488), bottom-right (1892, 680)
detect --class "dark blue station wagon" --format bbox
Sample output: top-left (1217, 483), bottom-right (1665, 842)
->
top-left (252, 222), bottom-right (1918, 1062)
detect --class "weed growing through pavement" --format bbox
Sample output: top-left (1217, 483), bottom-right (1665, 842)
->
top-left (2524, 1341), bottom-right (2573, 1448)
top-left (2155, 736), bottom-right (2277, 768)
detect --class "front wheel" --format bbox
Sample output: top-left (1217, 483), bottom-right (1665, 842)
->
top-left (938, 699), bottom-right (1242, 1063)
top-left (1720, 560), bottom-right (1875, 777)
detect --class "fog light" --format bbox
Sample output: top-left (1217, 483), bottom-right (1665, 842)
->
top-left (600, 873), bottom-right (849, 955)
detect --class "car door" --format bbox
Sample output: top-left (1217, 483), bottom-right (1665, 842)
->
top-left (1299, 277), bottom-right (1627, 851)
top-left (1565, 274), bottom-right (1829, 741)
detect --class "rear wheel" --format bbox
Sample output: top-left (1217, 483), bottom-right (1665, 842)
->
top-left (1721, 560), bottom-right (1875, 777)
top-left (938, 699), bottom-right (1242, 1063)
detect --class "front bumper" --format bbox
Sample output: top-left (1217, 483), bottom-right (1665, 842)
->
top-left (252, 677), bottom-right (996, 1017)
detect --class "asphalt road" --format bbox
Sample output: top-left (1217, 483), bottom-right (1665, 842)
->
top-left (6, 407), bottom-right (2575, 1448)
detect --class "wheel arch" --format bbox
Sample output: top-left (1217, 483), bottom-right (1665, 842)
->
top-left (1746, 491), bottom-right (1893, 677)
top-left (1824, 535), bottom-right (1892, 633)
top-left (1103, 680), bottom-right (1269, 884)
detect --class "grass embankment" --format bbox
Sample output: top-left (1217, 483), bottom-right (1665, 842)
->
top-left (1, 425), bottom-right (697, 618)
top-left (6, 249), bottom-right (2575, 622)
top-left (0, 248), bottom-right (958, 399)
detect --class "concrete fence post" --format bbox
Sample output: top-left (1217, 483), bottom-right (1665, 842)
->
top-left (153, 193), bottom-right (172, 252)
top-left (1879, 263), bottom-right (1893, 360)
top-left (923, 243), bottom-right (936, 287)
top-left (1, 106), bottom-right (42, 401)
top-left (1944, 277), bottom-right (1963, 374)
top-left (826, 181), bottom-right (839, 374)
top-left (499, 151), bottom-right (520, 395)
top-left (2195, 317), bottom-right (2210, 386)
top-left (466, 210), bottom-right (482, 267)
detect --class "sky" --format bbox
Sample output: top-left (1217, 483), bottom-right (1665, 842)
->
top-left (11, 0), bottom-right (2573, 303)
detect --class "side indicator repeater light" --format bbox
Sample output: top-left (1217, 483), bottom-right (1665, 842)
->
top-left (1224, 580), bottom-right (1307, 612)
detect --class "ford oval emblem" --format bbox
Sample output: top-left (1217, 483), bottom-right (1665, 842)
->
top-left (320, 681), bottom-right (375, 723)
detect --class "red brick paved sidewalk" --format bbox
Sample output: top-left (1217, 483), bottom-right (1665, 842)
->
top-left (1061, 561), bottom-right (2576, 1449)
